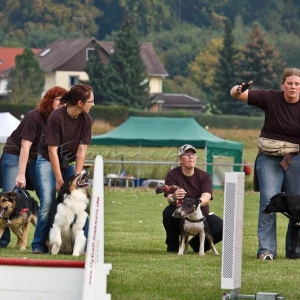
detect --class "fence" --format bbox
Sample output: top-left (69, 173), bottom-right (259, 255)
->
top-left (86, 159), bottom-right (254, 189)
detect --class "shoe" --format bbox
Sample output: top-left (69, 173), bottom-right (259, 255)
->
top-left (257, 252), bottom-right (275, 260)
top-left (32, 249), bottom-right (45, 254)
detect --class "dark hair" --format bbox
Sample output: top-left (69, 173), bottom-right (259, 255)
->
top-left (282, 68), bottom-right (300, 84)
top-left (37, 86), bottom-right (67, 118)
top-left (60, 84), bottom-right (93, 106)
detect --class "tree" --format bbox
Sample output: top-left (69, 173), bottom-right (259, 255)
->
top-left (105, 13), bottom-right (150, 109)
top-left (96, 0), bottom-right (171, 38)
top-left (7, 48), bottom-right (45, 104)
top-left (82, 44), bottom-right (108, 105)
top-left (240, 25), bottom-right (286, 90)
top-left (213, 21), bottom-right (248, 115)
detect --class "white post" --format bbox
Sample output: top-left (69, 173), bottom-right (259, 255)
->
top-left (221, 172), bottom-right (245, 290)
top-left (82, 155), bottom-right (112, 300)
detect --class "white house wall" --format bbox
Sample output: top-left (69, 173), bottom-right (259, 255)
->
top-left (0, 78), bottom-right (8, 95)
top-left (44, 71), bottom-right (88, 92)
top-left (148, 76), bottom-right (162, 94)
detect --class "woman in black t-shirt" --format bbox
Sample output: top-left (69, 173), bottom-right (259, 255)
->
top-left (31, 84), bottom-right (94, 254)
top-left (0, 86), bottom-right (67, 248)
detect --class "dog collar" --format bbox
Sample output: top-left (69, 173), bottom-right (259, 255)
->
top-left (19, 208), bottom-right (29, 215)
top-left (1, 217), bottom-right (10, 224)
top-left (184, 216), bottom-right (206, 223)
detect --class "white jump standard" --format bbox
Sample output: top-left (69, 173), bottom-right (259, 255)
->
top-left (0, 155), bottom-right (112, 300)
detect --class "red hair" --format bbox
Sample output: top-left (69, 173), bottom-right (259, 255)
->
top-left (37, 86), bottom-right (67, 118)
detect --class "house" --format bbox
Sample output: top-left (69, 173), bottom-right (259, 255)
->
top-left (0, 39), bottom-right (204, 112)
top-left (37, 37), bottom-right (169, 95)
top-left (0, 47), bottom-right (40, 95)
top-left (149, 93), bottom-right (204, 113)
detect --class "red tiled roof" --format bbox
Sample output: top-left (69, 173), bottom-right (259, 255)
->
top-left (0, 47), bottom-right (41, 72)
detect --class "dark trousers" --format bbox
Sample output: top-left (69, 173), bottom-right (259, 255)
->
top-left (162, 205), bottom-right (223, 252)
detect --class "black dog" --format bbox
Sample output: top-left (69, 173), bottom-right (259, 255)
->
top-left (173, 197), bottom-right (219, 256)
top-left (263, 192), bottom-right (300, 259)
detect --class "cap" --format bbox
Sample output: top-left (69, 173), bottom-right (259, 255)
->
top-left (178, 144), bottom-right (197, 157)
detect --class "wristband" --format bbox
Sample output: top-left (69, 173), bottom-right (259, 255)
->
top-left (170, 196), bottom-right (176, 203)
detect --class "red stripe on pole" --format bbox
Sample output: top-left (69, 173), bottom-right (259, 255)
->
top-left (0, 258), bottom-right (84, 268)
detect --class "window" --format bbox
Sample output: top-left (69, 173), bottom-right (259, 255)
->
top-left (40, 48), bottom-right (51, 57)
top-left (69, 76), bottom-right (80, 87)
top-left (86, 48), bottom-right (95, 60)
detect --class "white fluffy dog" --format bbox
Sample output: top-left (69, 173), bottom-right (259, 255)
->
top-left (49, 169), bottom-right (90, 256)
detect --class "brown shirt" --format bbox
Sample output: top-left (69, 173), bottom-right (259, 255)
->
top-left (38, 106), bottom-right (92, 166)
top-left (164, 166), bottom-right (212, 216)
top-left (248, 89), bottom-right (300, 143)
top-left (3, 109), bottom-right (46, 160)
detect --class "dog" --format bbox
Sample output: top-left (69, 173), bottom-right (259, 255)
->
top-left (155, 184), bottom-right (219, 256)
top-left (0, 188), bottom-right (39, 250)
top-left (173, 197), bottom-right (219, 256)
top-left (263, 192), bottom-right (300, 259)
top-left (49, 169), bottom-right (90, 256)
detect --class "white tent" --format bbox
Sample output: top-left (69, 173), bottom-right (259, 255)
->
top-left (0, 112), bottom-right (20, 143)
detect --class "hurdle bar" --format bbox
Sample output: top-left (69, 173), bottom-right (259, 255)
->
top-left (0, 155), bottom-right (112, 300)
top-left (221, 172), bottom-right (284, 300)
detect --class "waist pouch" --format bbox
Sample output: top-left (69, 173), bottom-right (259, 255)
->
top-left (258, 137), bottom-right (299, 156)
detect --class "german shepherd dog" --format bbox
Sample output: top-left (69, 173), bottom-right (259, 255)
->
top-left (49, 169), bottom-right (90, 256)
top-left (263, 192), bottom-right (300, 259)
top-left (0, 188), bottom-right (39, 250)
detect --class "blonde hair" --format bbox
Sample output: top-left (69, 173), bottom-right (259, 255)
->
top-left (282, 68), bottom-right (300, 84)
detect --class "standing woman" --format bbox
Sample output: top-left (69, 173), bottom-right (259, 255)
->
top-left (0, 86), bottom-right (67, 248)
top-left (230, 68), bottom-right (300, 260)
top-left (31, 84), bottom-right (94, 254)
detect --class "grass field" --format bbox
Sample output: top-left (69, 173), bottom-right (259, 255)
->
top-left (103, 188), bottom-right (299, 300)
top-left (3, 127), bottom-right (295, 299)
top-left (2, 187), bottom-right (297, 300)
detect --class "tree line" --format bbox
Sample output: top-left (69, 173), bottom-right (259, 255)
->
top-left (2, 0), bottom-right (300, 115)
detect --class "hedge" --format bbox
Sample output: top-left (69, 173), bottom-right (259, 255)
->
top-left (0, 103), bottom-right (264, 129)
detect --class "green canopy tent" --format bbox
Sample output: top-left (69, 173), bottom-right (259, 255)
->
top-left (92, 117), bottom-right (244, 189)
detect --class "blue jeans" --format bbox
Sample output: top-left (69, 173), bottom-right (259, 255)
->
top-left (256, 153), bottom-right (300, 258)
top-left (31, 155), bottom-right (75, 252)
top-left (0, 153), bottom-right (40, 247)
top-left (32, 155), bottom-right (89, 253)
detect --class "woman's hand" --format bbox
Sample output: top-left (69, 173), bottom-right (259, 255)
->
top-left (173, 188), bottom-right (186, 200)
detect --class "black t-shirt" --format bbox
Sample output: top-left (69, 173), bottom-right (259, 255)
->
top-left (164, 166), bottom-right (212, 216)
top-left (248, 89), bottom-right (300, 143)
top-left (38, 106), bottom-right (92, 165)
top-left (3, 109), bottom-right (46, 160)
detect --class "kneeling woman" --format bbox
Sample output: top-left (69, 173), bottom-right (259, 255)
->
top-left (162, 144), bottom-right (223, 253)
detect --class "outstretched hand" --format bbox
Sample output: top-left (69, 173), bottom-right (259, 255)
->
top-left (237, 80), bottom-right (253, 94)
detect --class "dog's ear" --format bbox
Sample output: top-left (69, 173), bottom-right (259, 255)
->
top-left (172, 207), bottom-right (181, 218)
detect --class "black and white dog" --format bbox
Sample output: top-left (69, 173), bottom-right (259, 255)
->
top-left (173, 197), bottom-right (219, 256)
top-left (263, 192), bottom-right (300, 259)
top-left (49, 169), bottom-right (90, 256)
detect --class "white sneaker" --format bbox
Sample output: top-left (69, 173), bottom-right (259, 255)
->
top-left (257, 252), bottom-right (275, 260)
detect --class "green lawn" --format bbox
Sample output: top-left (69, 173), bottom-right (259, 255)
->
top-left (1, 187), bottom-right (298, 299)
top-left (103, 188), bottom-right (298, 300)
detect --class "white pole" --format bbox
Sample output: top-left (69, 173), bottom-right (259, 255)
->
top-left (82, 155), bottom-right (112, 300)
top-left (221, 172), bottom-right (245, 290)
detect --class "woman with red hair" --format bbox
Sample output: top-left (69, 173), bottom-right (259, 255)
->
top-left (0, 86), bottom-right (67, 248)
